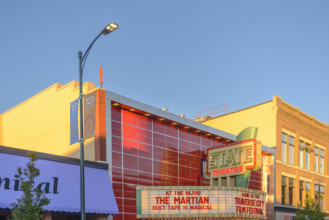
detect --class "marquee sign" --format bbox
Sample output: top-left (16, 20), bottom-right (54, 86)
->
top-left (206, 138), bottom-right (262, 178)
top-left (136, 186), bottom-right (266, 219)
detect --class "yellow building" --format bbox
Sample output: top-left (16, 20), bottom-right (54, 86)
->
top-left (0, 81), bottom-right (102, 160)
top-left (202, 95), bottom-right (329, 219)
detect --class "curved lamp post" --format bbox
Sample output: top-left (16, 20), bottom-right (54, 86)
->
top-left (78, 22), bottom-right (118, 220)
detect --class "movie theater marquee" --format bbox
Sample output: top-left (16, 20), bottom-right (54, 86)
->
top-left (136, 186), bottom-right (266, 219)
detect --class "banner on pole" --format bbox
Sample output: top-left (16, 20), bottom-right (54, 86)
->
top-left (84, 92), bottom-right (96, 139)
top-left (70, 99), bottom-right (79, 145)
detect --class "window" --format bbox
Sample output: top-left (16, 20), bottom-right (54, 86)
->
top-left (305, 182), bottom-right (310, 199)
top-left (229, 176), bottom-right (236, 187)
top-left (306, 150), bottom-right (310, 170)
top-left (221, 177), bottom-right (227, 186)
top-left (282, 176), bottom-right (287, 205)
top-left (300, 140), bottom-right (311, 170)
top-left (289, 136), bottom-right (295, 165)
top-left (282, 133), bottom-right (287, 163)
top-left (315, 148), bottom-right (319, 173)
top-left (299, 141), bottom-right (306, 168)
top-left (299, 181), bottom-right (304, 207)
top-left (315, 184), bottom-right (324, 211)
top-left (282, 132), bottom-right (295, 165)
top-left (289, 178), bottom-right (294, 206)
top-left (320, 149), bottom-right (324, 174)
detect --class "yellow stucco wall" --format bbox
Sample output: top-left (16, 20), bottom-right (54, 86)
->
top-left (203, 100), bottom-right (277, 148)
top-left (1, 81), bottom-right (96, 159)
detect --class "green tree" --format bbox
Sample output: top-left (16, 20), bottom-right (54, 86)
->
top-left (295, 191), bottom-right (325, 220)
top-left (11, 152), bottom-right (51, 220)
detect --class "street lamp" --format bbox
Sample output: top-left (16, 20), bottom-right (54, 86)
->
top-left (78, 22), bottom-right (118, 220)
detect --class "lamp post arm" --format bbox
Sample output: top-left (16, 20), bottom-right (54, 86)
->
top-left (81, 32), bottom-right (103, 74)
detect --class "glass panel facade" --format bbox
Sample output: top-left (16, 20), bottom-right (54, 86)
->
top-left (111, 107), bottom-right (226, 219)
top-left (289, 136), bottom-right (294, 165)
top-left (282, 133), bottom-right (287, 163)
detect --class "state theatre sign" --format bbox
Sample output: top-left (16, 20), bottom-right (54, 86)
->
top-left (136, 186), bottom-right (266, 219)
top-left (206, 138), bottom-right (262, 178)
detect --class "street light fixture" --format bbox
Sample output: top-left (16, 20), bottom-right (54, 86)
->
top-left (78, 22), bottom-right (118, 220)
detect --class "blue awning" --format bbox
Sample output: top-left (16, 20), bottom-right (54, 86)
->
top-left (0, 150), bottom-right (118, 215)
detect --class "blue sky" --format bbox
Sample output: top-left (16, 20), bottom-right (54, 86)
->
top-left (1, 1), bottom-right (329, 123)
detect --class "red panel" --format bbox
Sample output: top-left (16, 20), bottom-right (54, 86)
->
top-left (153, 120), bottom-right (166, 133)
top-left (111, 106), bottom-right (121, 122)
top-left (139, 157), bottom-right (152, 173)
top-left (166, 163), bottom-right (178, 177)
top-left (113, 186), bottom-right (123, 198)
top-left (112, 173), bottom-right (123, 183)
top-left (166, 150), bottom-right (178, 164)
top-left (112, 182), bottom-right (122, 190)
top-left (124, 214), bottom-right (137, 220)
top-left (123, 183), bottom-right (138, 192)
top-left (112, 152), bottom-right (122, 167)
top-left (139, 173), bottom-right (152, 186)
top-left (153, 146), bottom-right (164, 161)
top-left (123, 168), bottom-right (138, 178)
top-left (166, 136), bottom-right (178, 150)
top-left (190, 143), bottom-right (200, 152)
top-left (138, 143), bottom-right (152, 158)
top-left (139, 171), bottom-right (152, 181)
top-left (153, 133), bottom-right (165, 147)
top-left (165, 125), bottom-right (178, 138)
top-left (179, 166), bottom-right (191, 180)
top-left (113, 214), bottom-right (123, 220)
top-left (124, 198), bottom-right (136, 207)
top-left (190, 133), bottom-right (201, 144)
top-left (112, 136), bottom-right (122, 152)
top-left (166, 176), bottom-right (178, 186)
top-left (123, 154), bottom-right (138, 170)
top-left (180, 154), bottom-right (190, 167)
top-left (124, 176), bottom-right (139, 185)
top-left (179, 140), bottom-right (190, 154)
top-left (190, 155), bottom-right (200, 167)
top-left (112, 121), bottom-right (122, 137)
top-left (179, 128), bottom-right (190, 141)
top-left (122, 110), bottom-right (138, 126)
top-left (212, 138), bottom-right (224, 147)
top-left (152, 160), bottom-right (161, 174)
top-left (122, 124), bottom-right (138, 140)
top-left (202, 136), bottom-right (212, 147)
top-left (138, 129), bottom-right (152, 144)
top-left (138, 116), bottom-right (152, 131)
top-left (124, 205), bottom-right (137, 214)
top-left (124, 189), bottom-right (137, 199)
top-left (123, 139), bottom-right (138, 155)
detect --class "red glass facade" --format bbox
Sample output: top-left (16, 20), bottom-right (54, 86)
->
top-left (110, 106), bottom-right (274, 220)
top-left (111, 107), bottom-right (228, 220)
